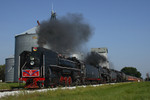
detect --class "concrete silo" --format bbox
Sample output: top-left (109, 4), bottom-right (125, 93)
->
top-left (5, 56), bottom-right (14, 82)
top-left (14, 26), bottom-right (38, 82)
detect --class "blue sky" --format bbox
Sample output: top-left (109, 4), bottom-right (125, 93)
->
top-left (0, 0), bottom-right (150, 78)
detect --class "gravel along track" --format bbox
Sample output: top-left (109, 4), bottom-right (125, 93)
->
top-left (0, 87), bottom-right (76, 98)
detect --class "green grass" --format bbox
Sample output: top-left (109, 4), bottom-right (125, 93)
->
top-left (1, 82), bottom-right (150, 100)
top-left (0, 83), bottom-right (24, 89)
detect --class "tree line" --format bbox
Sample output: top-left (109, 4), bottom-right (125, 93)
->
top-left (0, 65), bottom-right (5, 82)
top-left (121, 67), bottom-right (141, 78)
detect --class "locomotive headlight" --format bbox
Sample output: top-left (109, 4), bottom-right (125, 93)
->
top-left (30, 56), bottom-right (34, 60)
top-left (30, 61), bottom-right (35, 65)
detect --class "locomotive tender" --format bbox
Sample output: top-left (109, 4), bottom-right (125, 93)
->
top-left (19, 47), bottom-right (141, 88)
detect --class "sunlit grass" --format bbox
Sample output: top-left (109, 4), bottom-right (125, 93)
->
top-left (1, 82), bottom-right (150, 100)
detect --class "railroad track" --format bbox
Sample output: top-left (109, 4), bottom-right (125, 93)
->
top-left (0, 88), bottom-right (24, 92)
top-left (0, 89), bottom-right (16, 92)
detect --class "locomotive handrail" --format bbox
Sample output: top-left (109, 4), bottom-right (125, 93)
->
top-left (59, 58), bottom-right (77, 64)
top-left (21, 61), bottom-right (27, 71)
top-left (43, 55), bottom-right (45, 78)
top-left (50, 65), bottom-right (81, 71)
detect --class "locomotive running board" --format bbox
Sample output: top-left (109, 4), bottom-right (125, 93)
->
top-left (50, 65), bottom-right (81, 71)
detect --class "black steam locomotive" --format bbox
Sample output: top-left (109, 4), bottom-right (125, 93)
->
top-left (19, 47), bottom-right (141, 88)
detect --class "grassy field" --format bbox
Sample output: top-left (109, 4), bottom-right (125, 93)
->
top-left (0, 83), bottom-right (24, 89)
top-left (1, 82), bottom-right (150, 100)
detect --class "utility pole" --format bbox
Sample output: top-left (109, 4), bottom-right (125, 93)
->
top-left (146, 73), bottom-right (149, 81)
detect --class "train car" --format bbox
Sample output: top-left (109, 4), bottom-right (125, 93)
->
top-left (19, 47), bottom-right (57, 88)
top-left (19, 47), bottom-right (110, 88)
top-left (84, 65), bottom-right (102, 84)
top-left (19, 47), bottom-right (83, 88)
top-left (109, 69), bottom-right (117, 82)
top-left (19, 47), bottom-right (142, 88)
top-left (101, 67), bottom-right (110, 83)
top-left (126, 75), bottom-right (142, 82)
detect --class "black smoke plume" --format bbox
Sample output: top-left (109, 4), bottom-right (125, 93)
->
top-left (36, 13), bottom-right (93, 53)
top-left (85, 52), bottom-right (107, 67)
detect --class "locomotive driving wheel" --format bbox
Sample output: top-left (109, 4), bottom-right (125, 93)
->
top-left (74, 79), bottom-right (81, 86)
top-left (68, 76), bottom-right (72, 86)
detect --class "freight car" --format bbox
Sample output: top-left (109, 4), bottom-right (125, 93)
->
top-left (125, 75), bottom-right (142, 82)
top-left (19, 47), bottom-right (141, 88)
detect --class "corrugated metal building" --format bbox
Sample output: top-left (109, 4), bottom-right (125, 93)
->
top-left (5, 56), bottom-right (14, 82)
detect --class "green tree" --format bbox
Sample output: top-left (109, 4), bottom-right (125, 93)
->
top-left (0, 65), bottom-right (5, 82)
top-left (121, 67), bottom-right (141, 78)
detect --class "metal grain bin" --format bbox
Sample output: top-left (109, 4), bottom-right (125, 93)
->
top-left (14, 29), bottom-right (38, 82)
top-left (5, 56), bottom-right (14, 82)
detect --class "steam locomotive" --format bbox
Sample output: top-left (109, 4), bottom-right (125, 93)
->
top-left (19, 47), bottom-right (141, 88)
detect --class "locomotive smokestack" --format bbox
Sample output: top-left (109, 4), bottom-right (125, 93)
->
top-left (36, 13), bottom-right (93, 53)
top-left (37, 20), bottom-right (40, 26)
